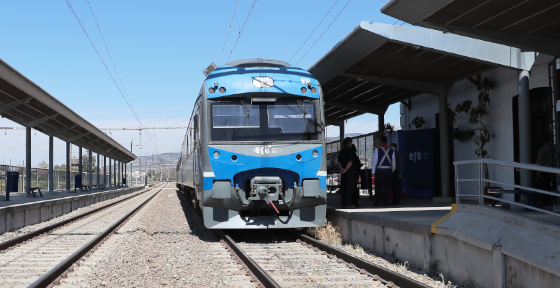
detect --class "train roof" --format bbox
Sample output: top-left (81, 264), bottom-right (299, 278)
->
top-left (225, 58), bottom-right (292, 68)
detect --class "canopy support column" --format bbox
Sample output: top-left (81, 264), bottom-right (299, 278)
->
top-left (26, 127), bottom-right (31, 197)
top-left (48, 135), bottom-right (54, 194)
top-left (78, 147), bottom-right (83, 179)
top-left (66, 142), bottom-right (70, 191)
top-left (109, 158), bottom-right (112, 187)
top-left (88, 150), bottom-right (93, 188)
top-left (517, 70), bottom-right (532, 209)
top-left (96, 152), bottom-right (100, 186)
top-left (435, 85), bottom-right (453, 203)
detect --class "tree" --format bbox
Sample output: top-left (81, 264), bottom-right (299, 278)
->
top-left (81, 154), bottom-right (97, 173)
top-left (54, 164), bottom-right (67, 171)
top-left (450, 77), bottom-right (496, 183)
top-left (38, 161), bottom-right (48, 169)
top-left (450, 77), bottom-right (495, 158)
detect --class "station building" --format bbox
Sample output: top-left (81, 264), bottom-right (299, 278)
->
top-left (315, 1), bottom-right (560, 286)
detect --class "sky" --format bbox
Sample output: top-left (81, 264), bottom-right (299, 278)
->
top-left (0, 0), bottom-right (402, 167)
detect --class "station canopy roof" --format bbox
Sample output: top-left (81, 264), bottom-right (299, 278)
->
top-left (381, 0), bottom-right (560, 57)
top-left (0, 58), bottom-right (136, 163)
top-left (309, 22), bottom-right (533, 123)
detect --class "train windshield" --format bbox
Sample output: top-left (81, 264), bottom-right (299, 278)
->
top-left (210, 99), bottom-right (319, 142)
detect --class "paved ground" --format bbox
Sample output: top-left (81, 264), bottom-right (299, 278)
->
top-left (327, 190), bottom-right (560, 227)
top-left (327, 191), bottom-right (451, 226)
top-left (0, 186), bottom-right (134, 208)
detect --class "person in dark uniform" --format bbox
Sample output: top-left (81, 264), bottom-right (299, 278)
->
top-left (370, 136), bottom-right (396, 206)
top-left (352, 144), bottom-right (361, 207)
top-left (389, 143), bottom-right (403, 206)
top-left (337, 137), bottom-right (356, 209)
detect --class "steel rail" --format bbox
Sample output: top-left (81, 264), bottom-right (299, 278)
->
top-left (213, 229), bottom-right (281, 288)
top-left (288, 229), bottom-right (431, 288)
top-left (175, 189), bottom-right (279, 287)
top-left (28, 185), bottom-right (164, 288)
top-left (0, 186), bottom-right (151, 251)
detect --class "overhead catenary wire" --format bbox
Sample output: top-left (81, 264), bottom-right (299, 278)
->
top-left (218, 0), bottom-right (240, 66)
top-left (295, 0), bottom-right (352, 66)
top-left (288, 0), bottom-right (339, 63)
top-left (64, 0), bottom-right (163, 164)
top-left (225, 0), bottom-right (259, 63)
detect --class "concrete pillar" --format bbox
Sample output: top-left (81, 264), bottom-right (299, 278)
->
top-left (113, 160), bottom-right (119, 187)
top-left (376, 114), bottom-right (385, 147)
top-left (103, 156), bottom-right (106, 186)
top-left (48, 135), bottom-right (54, 193)
top-left (66, 142), bottom-right (70, 191)
top-left (26, 127), bottom-right (31, 197)
top-left (518, 70), bottom-right (532, 188)
top-left (378, 113), bottom-right (385, 133)
top-left (124, 162), bottom-right (127, 186)
top-left (339, 121), bottom-right (345, 147)
top-left (118, 161), bottom-right (120, 186)
top-left (78, 147), bottom-right (83, 177)
top-left (114, 160), bottom-right (116, 187)
top-left (96, 153), bottom-right (100, 186)
top-left (109, 158), bottom-right (112, 187)
top-left (88, 150), bottom-right (92, 187)
top-left (120, 162), bottom-right (123, 186)
top-left (438, 87), bottom-right (452, 201)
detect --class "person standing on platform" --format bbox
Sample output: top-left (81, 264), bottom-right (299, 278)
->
top-left (389, 143), bottom-right (403, 206)
top-left (371, 136), bottom-right (396, 206)
top-left (338, 137), bottom-right (356, 209)
top-left (351, 144), bottom-right (362, 207)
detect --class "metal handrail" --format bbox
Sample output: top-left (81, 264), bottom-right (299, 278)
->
top-left (454, 158), bottom-right (560, 216)
top-left (454, 158), bottom-right (560, 174)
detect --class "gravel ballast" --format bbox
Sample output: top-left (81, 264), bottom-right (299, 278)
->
top-left (60, 187), bottom-right (253, 287)
top-left (0, 188), bottom-right (149, 243)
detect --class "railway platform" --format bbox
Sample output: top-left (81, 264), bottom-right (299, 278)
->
top-left (0, 185), bottom-right (144, 234)
top-left (326, 192), bottom-right (560, 287)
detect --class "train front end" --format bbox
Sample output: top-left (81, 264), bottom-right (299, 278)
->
top-left (202, 59), bottom-right (327, 229)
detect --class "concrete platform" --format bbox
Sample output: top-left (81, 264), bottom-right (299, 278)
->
top-left (327, 192), bottom-right (560, 287)
top-left (0, 186), bottom-right (144, 234)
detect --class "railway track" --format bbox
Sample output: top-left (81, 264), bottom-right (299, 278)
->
top-left (179, 189), bottom-right (430, 288)
top-left (220, 229), bottom-right (432, 288)
top-left (0, 183), bottom-right (165, 288)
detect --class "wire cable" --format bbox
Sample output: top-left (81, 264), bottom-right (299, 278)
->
top-left (288, 0), bottom-right (339, 63)
top-left (225, 0), bottom-right (259, 63)
top-left (218, 0), bottom-right (240, 66)
top-left (295, 0), bottom-right (352, 66)
top-left (65, 0), bottom-right (163, 164)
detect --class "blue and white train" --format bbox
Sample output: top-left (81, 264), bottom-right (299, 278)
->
top-left (176, 58), bottom-right (327, 229)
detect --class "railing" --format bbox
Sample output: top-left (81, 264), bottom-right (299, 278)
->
top-left (0, 165), bottom-right (116, 194)
top-left (454, 158), bottom-right (560, 217)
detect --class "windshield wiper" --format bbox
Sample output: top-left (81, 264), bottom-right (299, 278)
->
top-left (240, 100), bottom-right (251, 121)
top-left (296, 99), bottom-right (307, 123)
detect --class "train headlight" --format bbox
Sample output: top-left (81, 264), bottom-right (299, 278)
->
top-left (231, 155), bottom-right (238, 162)
top-left (310, 87), bottom-right (317, 94)
top-left (213, 151), bottom-right (220, 158)
top-left (219, 87), bottom-right (226, 93)
top-left (312, 150), bottom-right (318, 157)
top-left (301, 87), bottom-right (307, 93)
top-left (296, 154), bottom-right (302, 161)
top-left (208, 87), bottom-right (215, 94)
